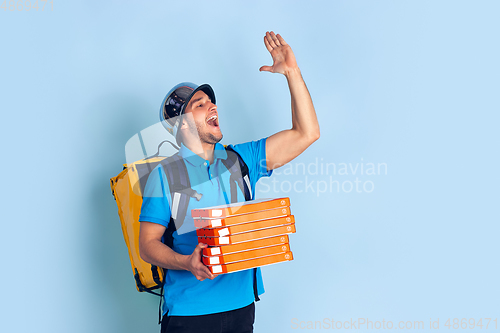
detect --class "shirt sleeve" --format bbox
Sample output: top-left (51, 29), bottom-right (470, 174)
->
top-left (139, 164), bottom-right (171, 227)
top-left (229, 137), bottom-right (272, 198)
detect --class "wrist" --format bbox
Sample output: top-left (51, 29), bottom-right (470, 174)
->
top-left (177, 253), bottom-right (191, 271)
top-left (285, 67), bottom-right (301, 80)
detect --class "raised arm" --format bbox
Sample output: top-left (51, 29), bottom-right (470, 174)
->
top-left (260, 31), bottom-right (320, 171)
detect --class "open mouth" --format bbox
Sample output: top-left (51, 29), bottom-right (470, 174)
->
top-left (206, 114), bottom-right (219, 127)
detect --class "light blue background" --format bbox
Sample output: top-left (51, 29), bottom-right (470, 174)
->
top-left (1, 1), bottom-right (498, 332)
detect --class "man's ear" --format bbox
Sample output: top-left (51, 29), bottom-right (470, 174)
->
top-left (179, 119), bottom-right (188, 129)
top-left (179, 115), bottom-right (189, 129)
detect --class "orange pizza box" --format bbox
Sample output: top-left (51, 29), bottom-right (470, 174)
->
top-left (196, 216), bottom-right (294, 237)
top-left (202, 235), bottom-right (290, 257)
top-left (191, 198), bottom-right (290, 219)
top-left (208, 251), bottom-right (294, 275)
top-left (198, 224), bottom-right (296, 246)
top-left (202, 243), bottom-right (291, 265)
top-left (194, 206), bottom-right (291, 229)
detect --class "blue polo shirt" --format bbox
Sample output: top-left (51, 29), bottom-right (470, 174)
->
top-left (139, 138), bottom-right (272, 316)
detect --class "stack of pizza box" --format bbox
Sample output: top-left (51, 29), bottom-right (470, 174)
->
top-left (191, 197), bottom-right (295, 275)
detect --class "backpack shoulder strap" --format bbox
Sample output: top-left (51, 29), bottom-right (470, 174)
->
top-left (222, 145), bottom-right (261, 302)
top-left (159, 153), bottom-right (202, 237)
top-left (222, 146), bottom-right (252, 202)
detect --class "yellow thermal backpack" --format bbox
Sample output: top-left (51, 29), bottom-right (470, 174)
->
top-left (110, 145), bottom-right (252, 295)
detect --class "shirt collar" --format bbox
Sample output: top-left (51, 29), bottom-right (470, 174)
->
top-left (179, 142), bottom-right (228, 166)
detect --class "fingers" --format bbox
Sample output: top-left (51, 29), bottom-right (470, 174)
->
top-left (266, 31), bottom-right (278, 48)
top-left (264, 31), bottom-right (283, 50)
top-left (195, 265), bottom-right (215, 281)
top-left (276, 33), bottom-right (288, 46)
top-left (264, 31), bottom-right (287, 50)
top-left (263, 35), bottom-right (273, 53)
top-left (259, 65), bottom-right (273, 72)
top-left (197, 242), bottom-right (208, 250)
top-left (270, 31), bottom-right (281, 46)
top-left (194, 262), bottom-right (215, 281)
top-left (192, 243), bottom-right (215, 281)
top-left (193, 242), bottom-right (208, 255)
top-left (265, 31), bottom-right (281, 49)
top-left (262, 31), bottom-right (284, 73)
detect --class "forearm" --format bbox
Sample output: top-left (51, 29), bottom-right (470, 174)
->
top-left (265, 68), bottom-right (320, 170)
top-left (285, 68), bottom-right (320, 141)
top-left (140, 238), bottom-right (189, 271)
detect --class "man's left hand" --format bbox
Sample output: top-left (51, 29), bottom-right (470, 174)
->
top-left (259, 31), bottom-right (299, 76)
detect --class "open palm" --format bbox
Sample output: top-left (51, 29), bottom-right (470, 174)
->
top-left (259, 31), bottom-right (298, 76)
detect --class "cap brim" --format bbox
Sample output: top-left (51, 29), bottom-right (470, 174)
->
top-left (180, 84), bottom-right (216, 114)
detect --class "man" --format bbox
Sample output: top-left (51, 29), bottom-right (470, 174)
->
top-left (139, 31), bottom-right (320, 333)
